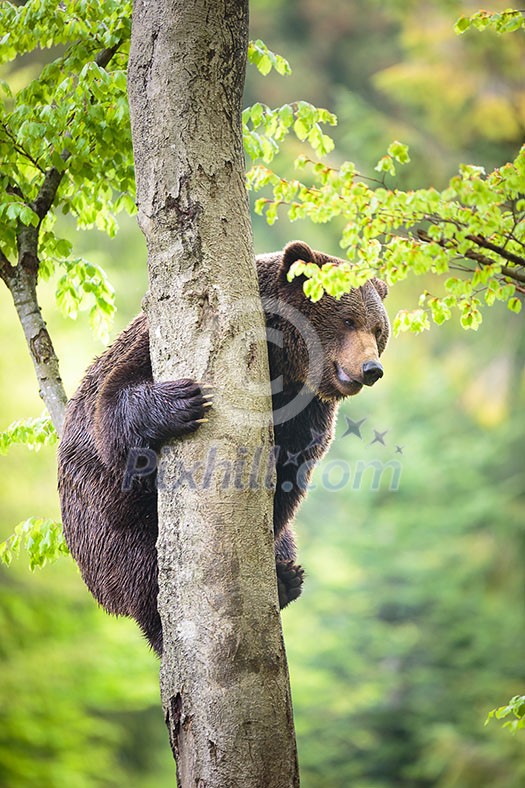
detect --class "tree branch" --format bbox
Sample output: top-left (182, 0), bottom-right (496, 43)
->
top-left (0, 121), bottom-right (46, 173)
top-left (29, 41), bottom-right (123, 226)
top-left (33, 166), bottom-right (66, 220)
top-left (463, 248), bottom-right (525, 286)
top-left (0, 261), bottom-right (67, 434)
top-left (15, 163), bottom-right (68, 270)
top-left (466, 233), bottom-right (525, 274)
top-left (1, 41), bottom-right (123, 434)
top-left (417, 229), bottom-right (525, 287)
top-left (95, 42), bottom-right (121, 68)
top-left (0, 246), bottom-right (10, 268)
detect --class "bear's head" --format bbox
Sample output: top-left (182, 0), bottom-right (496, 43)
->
top-left (274, 240), bottom-right (390, 401)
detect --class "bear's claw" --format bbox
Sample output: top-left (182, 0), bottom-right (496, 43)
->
top-left (276, 560), bottom-right (304, 609)
top-left (151, 379), bottom-right (213, 438)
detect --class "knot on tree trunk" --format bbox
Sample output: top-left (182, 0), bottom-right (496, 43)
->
top-left (30, 328), bottom-right (55, 365)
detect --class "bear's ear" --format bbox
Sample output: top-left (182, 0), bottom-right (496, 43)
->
top-left (280, 241), bottom-right (318, 285)
top-left (371, 277), bottom-right (388, 300)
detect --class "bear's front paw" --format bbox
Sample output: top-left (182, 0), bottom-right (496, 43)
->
top-left (276, 560), bottom-right (304, 609)
top-left (149, 379), bottom-right (213, 440)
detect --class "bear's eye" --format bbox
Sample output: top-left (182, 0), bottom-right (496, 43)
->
top-left (343, 318), bottom-right (356, 330)
top-left (374, 327), bottom-right (382, 342)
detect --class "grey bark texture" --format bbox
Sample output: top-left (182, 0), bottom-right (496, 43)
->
top-left (128, 1), bottom-right (300, 786)
top-left (0, 251), bottom-right (67, 435)
top-left (0, 151), bottom-right (69, 434)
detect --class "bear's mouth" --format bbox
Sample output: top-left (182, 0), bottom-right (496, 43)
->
top-left (334, 363), bottom-right (363, 396)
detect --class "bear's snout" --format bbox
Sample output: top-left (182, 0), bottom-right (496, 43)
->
top-left (362, 360), bottom-right (383, 386)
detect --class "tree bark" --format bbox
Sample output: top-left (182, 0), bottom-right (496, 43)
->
top-left (128, 1), bottom-right (299, 786)
top-left (0, 257), bottom-right (67, 434)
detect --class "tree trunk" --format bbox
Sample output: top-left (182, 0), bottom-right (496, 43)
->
top-left (127, 1), bottom-right (299, 786)
top-left (0, 260), bottom-right (67, 434)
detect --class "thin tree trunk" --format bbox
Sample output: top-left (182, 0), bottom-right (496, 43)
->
top-left (128, 1), bottom-right (299, 786)
top-left (0, 257), bottom-right (67, 434)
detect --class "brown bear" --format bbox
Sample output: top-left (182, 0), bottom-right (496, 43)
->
top-left (58, 241), bottom-right (389, 654)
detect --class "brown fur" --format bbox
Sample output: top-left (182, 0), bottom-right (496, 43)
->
top-left (58, 241), bottom-right (389, 654)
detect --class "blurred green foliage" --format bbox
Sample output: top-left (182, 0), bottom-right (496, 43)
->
top-left (1, 0), bottom-right (524, 786)
top-left (284, 323), bottom-right (525, 786)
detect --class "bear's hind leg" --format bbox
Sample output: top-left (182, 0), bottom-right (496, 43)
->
top-left (276, 561), bottom-right (304, 608)
top-left (275, 526), bottom-right (304, 608)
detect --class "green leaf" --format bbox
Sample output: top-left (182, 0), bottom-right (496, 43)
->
top-left (0, 517), bottom-right (69, 571)
top-left (247, 39), bottom-right (291, 77)
top-left (287, 260), bottom-right (306, 281)
top-left (294, 118), bottom-right (308, 141)
top-left (429, 298), bottom-right (452, 326)
top-left (250, 102), bottom-right (264, 127)
top-left (454, 15), bottom-right (471, 34)
top-left (460, 299), bottom-right (482, 331)
top-left (393, 309), bottom-right (430, 336)
top-left (387, 140), bottom-right (410, 164)
top-left (375, 155), bottom-right (396, 176)
top-left (279, 104), bottom-right (294, 127)
top-left (265, 201), bottom-right (279, 226)
top-left (19, 205), bottom-right (39, 226)
top-left (303, 278), bottom-right (324, 302)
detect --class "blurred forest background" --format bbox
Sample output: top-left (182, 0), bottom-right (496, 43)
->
top-left (1, 0), bottom-right (524, 786)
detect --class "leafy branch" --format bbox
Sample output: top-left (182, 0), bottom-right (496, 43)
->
top-left (0, 517), bottom-right (69, 571)
top-left (0, 416), bottom-right (57, 455)
top-left (243, 101), bottom-right (336, 163)
top-left (455, 9), bottom-right (525, 34)
top-left (248, 38), bottom-right (292, 76)
top-left (485, 695), bottom-right (525, 734)
top-left (249, 144), bottom-right (525, 333)
top-left (0, 0), bottom-right (335, 431)
top-left (0, 0), bottom-right (131, 431)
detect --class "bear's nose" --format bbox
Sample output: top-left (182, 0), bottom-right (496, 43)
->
top-left (362, 360), bottom-right (383, 386)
